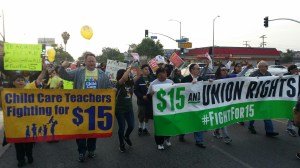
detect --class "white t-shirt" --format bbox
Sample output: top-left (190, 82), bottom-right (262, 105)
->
top-left (147, 79), bottom-right (173, 94)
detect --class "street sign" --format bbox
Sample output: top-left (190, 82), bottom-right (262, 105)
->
top-left (151, 36), bottom-right (157, 39)
top-left (176, 39), bottom-right (187, 43)
top-left (178, 42), bottom-right (192, 48)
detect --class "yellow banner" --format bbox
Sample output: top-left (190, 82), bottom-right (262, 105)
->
top-left (1, 89), bottom-right (116, 143)
top-left (4, 43), bottom-right (42, 71)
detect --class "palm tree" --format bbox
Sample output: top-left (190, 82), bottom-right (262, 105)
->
top-left (61, 31), bottom-right (70, 52)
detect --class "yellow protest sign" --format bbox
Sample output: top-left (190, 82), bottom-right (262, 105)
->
top-left (4, 43), bottom-right (42, 71)
top-left (63, 80), bottom-right (74, 89)
top-left (1, 89), bottom-right (116, 143)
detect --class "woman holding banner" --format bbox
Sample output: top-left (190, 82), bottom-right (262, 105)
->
top-left (3, 65), bottom-right (47, 167)
top-left (147, 67), bottom-right (174, 150)
top-left (213, 63), bottom-right (251, 144)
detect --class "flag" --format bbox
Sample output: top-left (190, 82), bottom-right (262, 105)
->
top-left (130, 53), bottom-right (140, 61)
top-left (204, 52), bottom-right (213, 70)
top-left (225, 61), bottom-right (232, 70)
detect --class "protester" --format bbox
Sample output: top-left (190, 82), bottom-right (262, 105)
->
top-left (58, 51), bottom-right (111, 162)
top-left (230, 63), bottom-right (245, 125)
top-left (164, 59), bottom-right (174, 77)
top-left (213, 63), bottom-right (251, 143)
top-left (248, 60), bottom-right (279, 137)
top-left (134, 64), bottom-right (155, 136)
top-left (115, 64), bottom-right (136, 152)
top-left (178, 63), bottom-right (208, 148)
top-left (292, 97), bottom-right (300, 159)
top-left (47, 67), bottom-right (63, 89)
top-left (2, 65), bottom-right (47, 167)
top-left (231, 63), bottom-right (242, 75)
top-left (147, 67), bottom-right (173, 150)
top-left (284, 64), bottom-right (299, 137)
top-left (169, 68), bottom-right (184, 83)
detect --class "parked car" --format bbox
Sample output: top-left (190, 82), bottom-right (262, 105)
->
top-left (180, 63), bottom-right (214, 78)
top-left (268, 65), bottom-right (287, 69)
top-left (244, 67), bottom-right (287, 77)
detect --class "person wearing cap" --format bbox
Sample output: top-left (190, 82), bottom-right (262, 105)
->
top-left (248, 60), bottom-right (279, 137)
top-left (284, 64), bottom-right (299, 137)
top-left (212, 62), bottom-right (251, 144)
top-left (155, 55), bottom-right (166, 69)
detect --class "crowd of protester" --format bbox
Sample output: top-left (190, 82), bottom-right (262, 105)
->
top-left (1, 52), bottom-right (300, 167)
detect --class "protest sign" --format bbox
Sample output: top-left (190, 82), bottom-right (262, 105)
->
top-left (152, 76), bottom-right (298, 136)
top-left (169, 52), bottom-right (184, 68)
top-left (1, 89), bottom-right (116, 143)
top-left (105, 59), bottom-right (127, 81)
top-left (4, 43), bottom-right (42, 71)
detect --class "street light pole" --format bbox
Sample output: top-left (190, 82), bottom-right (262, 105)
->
top-left (169, 19), bottom-right (181, 39)
top-left (212, 15), bottom-right (220, 61)
top-left (0, 10), bottom-right (5, 42)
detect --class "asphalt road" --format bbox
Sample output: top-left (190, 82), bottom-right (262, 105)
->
top-left (0, 96), bottom-right (300, 168)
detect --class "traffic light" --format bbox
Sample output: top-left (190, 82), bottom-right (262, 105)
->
top-left (264, 16), bottom-right (268, 28)
top-left (180, 48), bottom-right (184, 56)
top-left (145, 29), bottom-right (148, 37)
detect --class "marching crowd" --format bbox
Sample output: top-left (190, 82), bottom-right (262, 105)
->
top-left (1, 51), bottom-right (300, 167)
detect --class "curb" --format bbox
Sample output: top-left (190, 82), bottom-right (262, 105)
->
top-left (0, 144), bottom-right (11, 158)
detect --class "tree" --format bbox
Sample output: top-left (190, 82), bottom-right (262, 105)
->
top-left (280, 49), bottom-right (294, 63)
top-left (128, 43), bottom-right (137, 53)
top-left (135, 38), bottom-right (164, 60)
top-left (61, 32), bottom-right (70, 52)
top-left (53, 44), bottom-right (74, 65)
top-left (95, 47), bottom-right (125, 64)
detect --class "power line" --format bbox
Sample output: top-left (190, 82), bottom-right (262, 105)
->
top-left (260, 35), bottom-right (267, 48)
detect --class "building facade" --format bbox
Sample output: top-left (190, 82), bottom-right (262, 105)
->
top-left (176, 46), bottom-right (281, 67)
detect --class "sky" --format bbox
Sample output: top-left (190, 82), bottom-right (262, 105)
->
top-left (1, 0), bottom-right (300, 60)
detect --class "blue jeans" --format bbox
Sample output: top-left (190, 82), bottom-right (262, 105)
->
top-left (248, 120), bottom-right (274, 133)
top-left (76, 138), bottom-right (96, 155)
top-left (179, 131), bottom-right (204, 144)
top-left (115, 111), bottom-right (134, 145)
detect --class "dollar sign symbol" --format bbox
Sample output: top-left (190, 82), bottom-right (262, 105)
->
top-left (72, 106), bottom-right (83, 126)
top-left (156, 88), bottom-right (167, 112)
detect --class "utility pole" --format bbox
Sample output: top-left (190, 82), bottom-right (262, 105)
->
top-left (260, 35), bottom-right (267, 48)
top-left (0, 10), bottom-right (5, 42)
top-left (243, 41), bottom-right (251, 47)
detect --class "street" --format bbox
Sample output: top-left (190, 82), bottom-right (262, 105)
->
top-left (0, 96), bottom-right (300, 168)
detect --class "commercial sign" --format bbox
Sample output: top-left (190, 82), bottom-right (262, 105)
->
top-left (178, 42), bottom-right (192, 48)
top-left (38, 38), bottom-right (55, 46)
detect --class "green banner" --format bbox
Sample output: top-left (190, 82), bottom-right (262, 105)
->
top-left (152, 76), bottom-right (299, 136)
top-left (4, 43), bottom-right (42, 71)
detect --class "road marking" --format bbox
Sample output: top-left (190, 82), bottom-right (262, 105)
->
top-left (212, 145), bottom-right (254, 168)
top-left (273, 119), bottom-right (288, 124)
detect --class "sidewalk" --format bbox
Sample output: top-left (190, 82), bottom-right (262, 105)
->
top-left (0, 109), bottom-right (11, 158)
